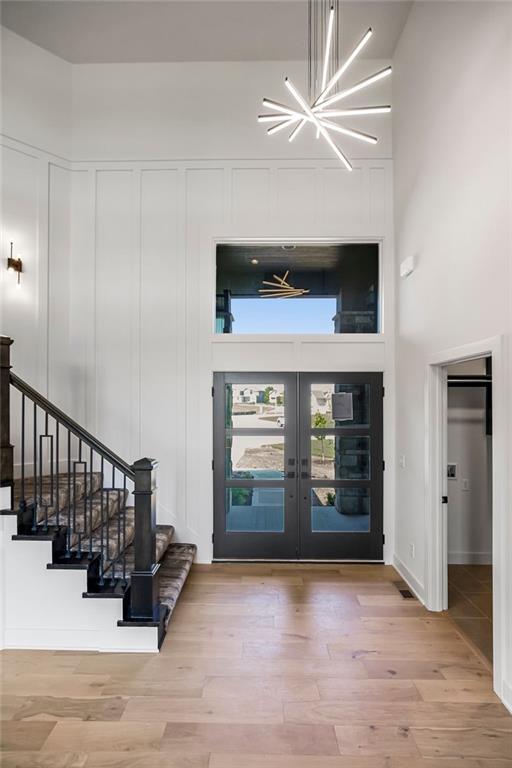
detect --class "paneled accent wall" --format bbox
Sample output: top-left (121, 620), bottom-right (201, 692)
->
top-left (1, 141), bottom-right (395, 560)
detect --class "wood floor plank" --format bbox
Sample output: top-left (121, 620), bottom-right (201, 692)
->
top-left (2, 694), bottom-right (127, 722)
top-left (414, 679), bottom-right (500, 703)
top-left (209, 755), bottom-right (387, 767)
top-left (83, 753), bottom-right (209, 767)
top-left (1, 674), bottom-right (111, 698)
top-left (284, 700), bottom-right (512, 728)
top-left (121, 695), bottom-right (284, 724)
top-left (0, 721), bottom-right (56, 751)
top-left (0, 753), bottom-right (88, 768)
top-left (317, 679), bottom-right (420, 702)
top-left (202, 676), bottom-right (320, 702)
top-left (160, 723), bottom-right (340, 755)
top-left (411, 727), bottom-right (512, 759)
top-left (335, 725), bottom-right (420, 756)
top-left (362, 660), bottom-right (445, 679)
top-left (41, 722), bottom-right (166, 752)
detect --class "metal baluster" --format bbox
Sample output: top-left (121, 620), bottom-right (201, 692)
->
top-left (89, 445), bottom-right (94, 558)
top-left (78, 440), bottom-right (83, 558)
top-left (111, 466), bottom-right (117, 585)
top-left (122, 474), bottom-right (127, 583)
top-left (32, 403), bottom-right (37, 531)
top-left (116, 468), bottom-right (121, 584)
top-left (20, 393), bottom-right (26, 519)
top-left (55, 420), bottom-right (60, 526)
top-left (99, 456), bottom-right (105, 585)
top-left (65, 430), bottom-right (71, 557)
top-left (106, 488), bottom-right (110, 580)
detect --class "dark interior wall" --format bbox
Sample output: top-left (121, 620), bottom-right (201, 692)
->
top-left (216, 244), bottom-right (378, 297)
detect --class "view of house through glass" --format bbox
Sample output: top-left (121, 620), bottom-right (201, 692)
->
top-left (216, 243), bottom-right (380, 334)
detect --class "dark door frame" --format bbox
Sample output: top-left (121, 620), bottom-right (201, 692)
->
top-left (213, 372), bottom-right (298, 559)
top-left (213, 371), bottom-right (384, 561)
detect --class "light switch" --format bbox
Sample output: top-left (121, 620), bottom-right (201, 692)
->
top-left (462, 478), bottom-right (470, 491)
top-left (399, 455), bottom-right (406, 469)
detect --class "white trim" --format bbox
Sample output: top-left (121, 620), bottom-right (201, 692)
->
top-left (425, 335), bottom-right (506, 703)
top-left (393, 553), bottom-right (425, 603)
top-left (448, 551), bottom-right (492, 565)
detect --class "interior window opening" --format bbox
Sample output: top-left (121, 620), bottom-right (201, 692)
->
top-left (215, 243), bottom-right (380, 335)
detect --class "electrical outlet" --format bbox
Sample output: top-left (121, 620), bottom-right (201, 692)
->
top-left (462, 478), bottom-right (470, 492)
top-left (399, 455), bottom-right (406, 469)
top-left (409, 542), bottom-right (415, 559)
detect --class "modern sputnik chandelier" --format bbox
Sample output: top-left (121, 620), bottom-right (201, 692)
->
top-left (258, 271), bottom-right (310, 299)
top-left (258, 0), bottom-right (392, 171)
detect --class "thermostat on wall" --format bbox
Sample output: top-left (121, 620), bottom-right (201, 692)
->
top-left (400, 255), bottom-right (415, 278)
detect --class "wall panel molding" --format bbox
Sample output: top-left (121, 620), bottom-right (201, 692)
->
top-left (2, 135), bottom-right (395, 561)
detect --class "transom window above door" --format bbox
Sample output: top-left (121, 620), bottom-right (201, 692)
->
top-left (215, 243), bottom-right (380, 335)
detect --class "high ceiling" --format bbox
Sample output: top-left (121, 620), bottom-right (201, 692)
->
top-left (1, 0), bottom-right (412, 63)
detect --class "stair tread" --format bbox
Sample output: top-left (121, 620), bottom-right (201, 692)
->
top-left (159, 543), bottom-right (197, 627)
top-left (77, 506), bottom-right (136, 567)
top-left (47, 487), bottom-right (128, 534)
top-left (111, 524), bottom-right (175, 578)
top-left (13, 472), bottom-right (103, 521)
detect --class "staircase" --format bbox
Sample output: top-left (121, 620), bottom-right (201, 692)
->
top-left (0, 336), bottom-right (196, 652)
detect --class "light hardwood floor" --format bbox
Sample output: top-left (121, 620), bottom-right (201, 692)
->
top-left (1, 563), bottom-right (511, 767)
top-left (448, 564), bottom-right (493, 663)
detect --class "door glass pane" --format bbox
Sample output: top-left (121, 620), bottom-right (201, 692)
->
top-left (225, 384), bottom-right (285, 428)
top-left (311, 383), bottom-right (370, 427)
top-left (310, 436), bottom-right (370, 480)
top-left (226, 487), bottom-right (285, 532)
top-left (226, 434), bottom-right (284, 479)
top-left (311, 487), bottom-right (370, 532)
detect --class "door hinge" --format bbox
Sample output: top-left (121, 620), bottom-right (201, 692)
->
top-left (382, 386), bottom-right (385, 397)
top-left (212, 459), bottom-right (215, 470)
top-left (212, 533), bottom-right (214, 543)
top-left (211, 386), bottom-right (215, 397)
top-left (382, 460), bottom-right (385, 471)
top-left (383, 534), bottom-right (386, 544)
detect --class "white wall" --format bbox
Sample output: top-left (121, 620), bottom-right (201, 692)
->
top-left (70, 59), bottom-right (392, 161)
top-left (447, 385), bottom-right (492, 564)
top-left (1, 26), bottom-right (396, 565)
top-left (393, 0), bottom-right (512, 703)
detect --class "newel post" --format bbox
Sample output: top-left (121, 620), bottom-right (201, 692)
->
top-left (0, 336), bottom-right (14, 508)
top-left (130, 457), bottom-right (159, 620)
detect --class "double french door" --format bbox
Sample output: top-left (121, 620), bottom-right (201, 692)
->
top-left (213, 372), bottom-right (383, 560)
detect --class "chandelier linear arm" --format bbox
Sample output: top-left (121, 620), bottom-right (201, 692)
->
top-left (317, 117), bottom-right (378, 145)
top-left (284, 77), bottom-right (352, 171)
top-left (314, 27), bottom-right (373, 106)
top-left (267, 117), bottom-right (300, 135)
top-left (313, 65), bottom-right (393, 111)
top-left (289, 119), bottom-right (307, 143)
top-left (319, 106), bottom-right (391, 117)
top-left (262, 99), bottom-right (305, 119)
top-left (320, 5), bottom-right (335, 94)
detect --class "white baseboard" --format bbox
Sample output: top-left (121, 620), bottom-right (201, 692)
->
top-left (448, 551), bottom-right (492, 565)
top-left (502, 680), bottom-right (512, 716)
top-left (393, 554), bottom-right (426, 605)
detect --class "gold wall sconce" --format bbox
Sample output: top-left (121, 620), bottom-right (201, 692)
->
top-left (7, 242), bottom-right (23, 285)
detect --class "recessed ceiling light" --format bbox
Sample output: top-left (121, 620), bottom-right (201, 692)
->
top-left (251, 258), bottom-right (259, 264)
top-left (281, 245), bottom-right (296, 251)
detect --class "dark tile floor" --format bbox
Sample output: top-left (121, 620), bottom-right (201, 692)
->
top-left (448, 564), bottom-right (493, 663)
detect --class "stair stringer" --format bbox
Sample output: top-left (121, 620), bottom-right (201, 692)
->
top-left (0, 514), bottom-right (159, 652)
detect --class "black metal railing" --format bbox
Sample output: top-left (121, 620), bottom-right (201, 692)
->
top-left (0, 336), bottom-right (159, 621)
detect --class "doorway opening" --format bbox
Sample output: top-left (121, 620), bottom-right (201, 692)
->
top-left (426, 336), bottom-right (505, 697)
top-left (446, 357), bottom-right (493, 664)
top-left (213, 371), bottom-right (384, 560)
